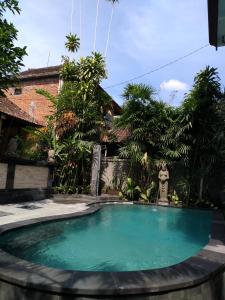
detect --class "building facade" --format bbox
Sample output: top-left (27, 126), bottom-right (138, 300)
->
top-left (6, 66), bottom-right (60, 125)
top-left (6, 66), bottom-right (121, 125)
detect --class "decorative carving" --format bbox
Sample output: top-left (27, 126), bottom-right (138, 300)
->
top-left (47, 149), bottom-right (55, 164)
top-left (158, 163), bottom-right (169, 204)
top-left (6, 137), bottom-right (18, 157)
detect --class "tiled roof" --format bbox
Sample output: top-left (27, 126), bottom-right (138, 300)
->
top-left (20, 65), bottom-right (61, 80)
top-left (0, 97), bottom-right (43, 126)
top-left (113, 128), bottom-right (129, 142)
top-left (101, 128), bottom-right (129, 143)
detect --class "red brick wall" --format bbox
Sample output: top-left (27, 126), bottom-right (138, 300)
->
top-left (6, 77), bottom-right (59, 125)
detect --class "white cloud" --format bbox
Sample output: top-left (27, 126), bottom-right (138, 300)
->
top-left (160, 79), bottom-right (189, 91)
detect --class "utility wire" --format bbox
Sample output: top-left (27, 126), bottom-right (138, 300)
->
top-left (79, 0), bottom-right (82, 55)
top-left (70, 0), bottom-right (74, 33)
top-left (105, 3), bottom-right (115, 58)
top-left (94, 0), bottom-right (100, 52)
top-left (104, 44), bottom-right (209, 89)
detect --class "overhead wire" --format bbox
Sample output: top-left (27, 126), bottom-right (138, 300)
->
top-left (94, 0), bottom-right (100, 52)
top-left (70, 0), bottom-right (74, 33)
top-left (105, 2), bottom-right (115, 58)
top-left (103, 44), bottom-right (209, 89)
top-left (79, 0), bottom-right (82, 54)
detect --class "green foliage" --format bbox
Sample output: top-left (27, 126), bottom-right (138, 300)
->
top-left (119, 177), bottom-right (141, 201)
top-left (54, 135), bottom-right (93, 194)
top-left (0, 0), bottom-right (27, 95)
top-left (117, 67), bottom-right (225, 207)
top-left (24, 122), bottom-right (57, 151)
top-left (61, 52), bottom-right (106, 84)
top-left (140, 181), bottom-right (157, 202)
top-left (182, 66), bottom-right (225, 203)
top-left (115, 83), bottom-right (185, 163)
top-left (106, 0), bottom-right (119, 3)
top-left (171, 190), bottom-right (179, 205)
top-left (29, 34), bottom-right (109, 194)
top-left (65, 33), bottom-right (80, 53)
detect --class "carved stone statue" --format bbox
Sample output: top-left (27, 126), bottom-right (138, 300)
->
top-left (158, 163), bottom-right (169, 204)
top-left (6, 137), bottom-right (18, 157)
top-left (47, 149), bottom-right (55, 164)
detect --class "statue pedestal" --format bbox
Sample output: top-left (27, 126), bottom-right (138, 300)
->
top-left (158, 200), bottom-right (169, 206)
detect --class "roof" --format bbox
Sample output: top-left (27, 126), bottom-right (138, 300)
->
top-left (113, 128), bottom-right (129, 142)
top-left (101, 128), bottom-right (129, 143)
top-left (208, 0), bottom-right (225, 48)
top-left (20, 65), bottom-right (61, 80)
top-left (208, 0), bottom-right (219, 47)
top-left (0, 97), bottom-right (43, 126)
top-left (98, 86), bottom-right (122, 115)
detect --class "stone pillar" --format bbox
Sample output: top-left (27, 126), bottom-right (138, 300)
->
top-left (90, 145), bottom-right (101, 197)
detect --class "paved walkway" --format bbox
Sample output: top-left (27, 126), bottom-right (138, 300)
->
top-left (0, 199), bottom-right (88, 226)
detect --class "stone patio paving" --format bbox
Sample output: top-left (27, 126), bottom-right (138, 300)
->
top-left (0, 199), bottom-right (88, 226)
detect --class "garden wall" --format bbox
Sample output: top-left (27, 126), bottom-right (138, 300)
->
top-left (101, 158), bottom-right (130, 191)
top-left (0, 158), bottom-right (53, 203)
top-left (100, 159), bottom-right (189, 201)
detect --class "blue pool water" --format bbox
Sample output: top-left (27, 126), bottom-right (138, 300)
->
top-left (0, 205), bottom-right (212, 272)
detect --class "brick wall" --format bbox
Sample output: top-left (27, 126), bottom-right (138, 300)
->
top-left (6, 77), bottom-right (59, 124)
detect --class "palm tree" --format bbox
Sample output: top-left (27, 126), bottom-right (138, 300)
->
top-left (105, 0), bottom-right (119, 58)
top-left (182, 66), bottom-right (224, 202)
top-left (115, 83), bottom-right (179, 163)
top-left (65, 33), bottom-right (80, 53)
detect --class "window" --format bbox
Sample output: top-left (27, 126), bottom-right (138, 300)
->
top-left (14, 88), bottom-right (22, 95)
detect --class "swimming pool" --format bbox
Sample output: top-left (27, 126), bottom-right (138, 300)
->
top-left (0, 204), bottom-right (224, 300)
top-left (0, 205), bottom-right (212, 272)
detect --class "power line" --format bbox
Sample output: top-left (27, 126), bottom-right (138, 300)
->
top-left (70, 0), bottom-right (74, 33)
top-left (104, 44), bottom-right (209, 89)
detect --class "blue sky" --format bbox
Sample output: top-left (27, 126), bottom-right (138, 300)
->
top-left (7, 0), bottom-right (225, 106)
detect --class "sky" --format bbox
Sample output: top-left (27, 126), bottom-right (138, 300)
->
top-left (6, 0), bottom-right (225, 106)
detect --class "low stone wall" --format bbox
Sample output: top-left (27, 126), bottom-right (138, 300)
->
top-left (0, 271), bottom-right (224, 300)
top-left (0, 157), bottom-right (53, 203)
top-left (14, 165), bottom-right (49, 189)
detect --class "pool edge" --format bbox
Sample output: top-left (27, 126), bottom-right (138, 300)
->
top-left (0, 205), bottom-right (224, 297)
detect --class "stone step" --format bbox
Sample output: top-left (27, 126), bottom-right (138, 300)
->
top-left (52, 194), bottom-right (120, 204)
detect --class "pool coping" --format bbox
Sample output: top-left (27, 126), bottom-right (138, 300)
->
top-left (0, 204), bottom-right (224, 296)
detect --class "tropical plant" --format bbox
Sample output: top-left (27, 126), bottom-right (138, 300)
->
top-left (119, 177), bottom-right (141, 201)
top-left (54, 135), bottom-right (93, 194)
top-left (28, 33), bottom-right (110, 193)
top-left (171, 190), bottom-right (179, 205)
top-left (140, 181), bottom-right (157, 202)
top-left (65, 33), bottom-right (80, 53)
top-left (0, 0), bottom-right (27, 95)
top-left (182, 66), bottom-right (225, 203)
top-left (115, 83), bottom-right (183, 163)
